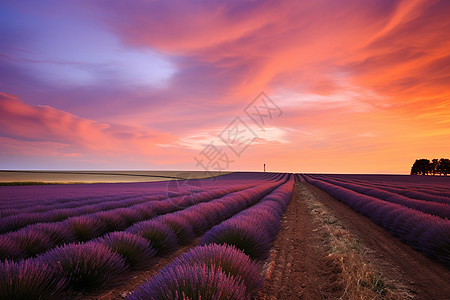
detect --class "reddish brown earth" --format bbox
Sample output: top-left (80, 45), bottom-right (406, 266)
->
top-left (80, 182), bottom-right (450, 299)
top-left (257, 182), bottom-right (324, 299)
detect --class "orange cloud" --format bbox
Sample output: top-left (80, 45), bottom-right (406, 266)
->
top-left (100, 1), bottom-right (450, 103)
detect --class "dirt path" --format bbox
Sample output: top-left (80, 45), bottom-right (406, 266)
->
top-left (305, 182), bottom-right (450, 300)
top-left (259, 182), bottom-right (450, 299)
top-left (258, 182), bottom-right (332, 299)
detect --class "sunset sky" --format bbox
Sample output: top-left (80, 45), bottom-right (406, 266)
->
top-left (1, 0), bottom-right (449, 173)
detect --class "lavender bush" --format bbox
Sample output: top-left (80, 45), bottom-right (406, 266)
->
top-left (201, 220), bottom-right (272, 260)
top-left (126, 220), bottom-right (178, 255)
top-left (33, 222), bottom-right (75, 245)
top-left (96, 211), bottom-right (128, 232)
top-left (126, 264), bottom-right (249, 300)
top-left (95, 231), bottom-right (157, 270)
top-left (0, 259), bottom-right (66, 299)
top-left (66, 215), bottom-right (108, 242)
top-left (172, 243), bottom-right (263, 296)
top-left (0, 236), bottom-right (22, 260)
top-left (157, 215), bottom-right (195, 245)
top-left (42, 242), bottom-right (128, 291)
top-left (8, 229), bottom-right (55, 258)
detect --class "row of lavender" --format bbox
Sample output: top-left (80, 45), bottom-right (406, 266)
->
top-left (311, 174), bottom-right (450, 199)
top-left (307, 174), bottom-right (450, 218)
top-left (0, 173), bottom-right (279, 259)
top-left (0, 172), bottom-right (284, 216)
top-left (0, 173), bottom-right (281, 224)
top-left (127, 177), bottom-right (294, 299)
top-left (302, 174), bottom-right (450, 268)
top-left (0, 186), bottom-right (245, 260)
top-left (0, 173), bottom-right (289, 298)
top-left (0, 172), bottom-right (283, 208)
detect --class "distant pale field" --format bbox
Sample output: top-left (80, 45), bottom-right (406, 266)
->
top-left (0, 170), bottom-right (229, 184)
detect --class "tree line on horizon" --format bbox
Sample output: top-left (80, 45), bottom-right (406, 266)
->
top-left (410, 158), bottom-right (450, 176)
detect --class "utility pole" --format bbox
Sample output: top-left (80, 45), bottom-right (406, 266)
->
top-left (264, 163), bottom-right (266, 172)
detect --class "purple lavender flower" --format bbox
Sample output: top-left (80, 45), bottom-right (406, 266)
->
top-left (42, 242), bottom-right (128, 291)
top-left (0, 235), bottom-right (23, 260)
top-left (95, 231), bottom-right (157, 270)
top-left (66, 215), bottom-right (108, 242)
top-left (156, 215), bottom-right (195, 245)
top-left (127, 264), bottom-right (249, 300)
top-left (172, 243), bottom-right (263, 296)
top-left (33, 222), bottom-right (76, 245)
top-left (201, 220), bottom-right (272, 260)
top-left (195, 202), bottom-right (226, 227)
top-left (126, 220), bottom-right (178, 255)
top-left (174, 209), bottom-right (209, 235)
top-left (115, 208), bottom-right (145, 226)
top-left (49, 208), bottom-right (73, 222)
top-left (96, 211), bottom-right (128, 232)
top-left (0, 259), bottom-right (67, 299)
top-left (0, 213), bottom-right (42, 234)
top-left (8, 229), bottom-right (55, 258)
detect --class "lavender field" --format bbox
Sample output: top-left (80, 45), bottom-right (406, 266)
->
top-left (302, 174), bottom-right (450, 267)
top-left (1, 172), bottom-right (449, 299)
top-left (0, 172), bottom-right (293, 299)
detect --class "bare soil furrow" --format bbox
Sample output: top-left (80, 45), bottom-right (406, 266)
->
top-left (259, 182), bottom-right (449, 299)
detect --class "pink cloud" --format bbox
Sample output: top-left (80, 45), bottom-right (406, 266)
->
top-left (0, 92), bottom-right (185, 164)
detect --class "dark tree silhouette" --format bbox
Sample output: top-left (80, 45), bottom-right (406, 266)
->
top-left (437, 158), bottom-right (450, 176)
top-left (411, 159), bottom-right (430, 175)
top-left (430, 158), bottom-right (439, 175)
top-left (411, 158), bottom-right (450, 176)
